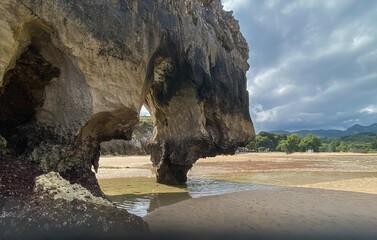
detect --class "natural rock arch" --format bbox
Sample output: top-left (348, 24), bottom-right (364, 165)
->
top-left (0, 0), bottom-right (255, 195)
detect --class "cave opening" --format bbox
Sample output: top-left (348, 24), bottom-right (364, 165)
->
top-left (0, 45), bottom-right (60, 156)
top-left (99, 105), bottom-right (152, 157)
top-left (0, 21), bottom-right (94, 184)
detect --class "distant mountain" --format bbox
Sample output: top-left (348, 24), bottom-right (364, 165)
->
top-left (340, 132), bottom-right (377, 143)
top-left (270, 130), bottom-right (290, 135)
top-left (346, 123), bottom-right (377, 135)
top-left (271, 123), bottom-right (377, 138)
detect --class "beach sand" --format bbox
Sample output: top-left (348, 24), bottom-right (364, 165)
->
top-left (98, 153), bottom-right (377, 236)
top-left (144, 187), bottom-right (377, 236)
top-left (296, 177), bottom-right (377, 194)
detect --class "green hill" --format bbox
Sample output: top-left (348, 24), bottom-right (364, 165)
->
top-left (340, 132), bottom-right (377, 142)
top-left (271, 123), bottom-right (377, 138)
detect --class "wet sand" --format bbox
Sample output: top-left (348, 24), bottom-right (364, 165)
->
top-left (98, 153), bottom-right (377, 195)
top-left (98, 153), bottom-right (377, 235)
top-left (144, 187), bottom-right (377, 236)
top-left (98, 156), bottom-right (154, 179)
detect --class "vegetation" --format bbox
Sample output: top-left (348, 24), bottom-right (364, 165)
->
top-left (246, 131), bottom-right (377, 154)
top-left (299, 134), bottom-right (321, 152)
top-left (139, 115), bottom-right (153, 124)
top-left (373, 136), bottom-right (377, 150)
top-left (103, 117), bottom-right (377, 155)
top-left (277, 134), bottom-right (301, 154)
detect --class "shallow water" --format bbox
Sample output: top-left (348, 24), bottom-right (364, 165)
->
top-left (107, 178), bottom-right (280, 217)
top-left (101, 171), bottom-right (377, 217)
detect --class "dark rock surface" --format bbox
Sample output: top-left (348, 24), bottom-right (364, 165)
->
top-left (0, 160), bottom-right (147, 238)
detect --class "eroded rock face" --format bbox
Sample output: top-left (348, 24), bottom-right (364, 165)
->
top-left (1, 0), bottom-right (254, 235)
top-left (0, 0), bottom-right (254, 232)
top-left (1, 0), bottom-right (254, 187)
top-left (144, 1), bottom-right (255, 184)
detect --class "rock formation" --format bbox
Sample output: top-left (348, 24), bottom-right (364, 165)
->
top-left (100, 116), bottom-right (153, 156)
top-left (0, 0), bottom-right (254, 235)
top-left (0, 159), bottom-right (147, 238)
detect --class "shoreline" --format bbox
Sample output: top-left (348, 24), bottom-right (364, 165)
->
top-left (97, 152), bottom-right (377, 195)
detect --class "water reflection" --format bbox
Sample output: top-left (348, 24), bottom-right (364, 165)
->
top-left (110, 192), bottom-right (191, 216)
top-left (108, 178), bottom-right (279, 217)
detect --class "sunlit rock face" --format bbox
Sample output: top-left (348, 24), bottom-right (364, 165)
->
top-left (0, 0), bottom-right (254, 192)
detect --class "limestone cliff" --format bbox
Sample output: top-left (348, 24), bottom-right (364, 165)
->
top-left (0, 0), bottom-right (254, 235)
top-left (1, 0), bottom-right (254, 186)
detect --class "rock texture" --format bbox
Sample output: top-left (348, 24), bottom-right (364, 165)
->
top-left (0, 160), bottom-right (147, 238)
top-left (100, 116), bottom-right (153, 156)
top-left (0, 0), bottom-right (254, 235)
top-left (0, 0), bottom-right (254, 185)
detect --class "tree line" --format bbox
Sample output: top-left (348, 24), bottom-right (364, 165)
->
top-left (245, 132), bottom-right (377, 154)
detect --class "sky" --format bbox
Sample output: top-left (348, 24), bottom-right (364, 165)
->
top-left (222, 0), bottom-right (377, 132)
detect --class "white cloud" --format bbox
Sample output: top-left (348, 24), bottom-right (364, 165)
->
top-left (273, 84), bottom-right (294, 96)
top-left (251, 103), bottom-right (278, 122)
top-left (265, 0), bottom-right (281, 9)
top-left (221, 0), bottom-right (248, 11)
top-left (281, 0), bottom-right (317, 15)
top-left (343, 119), bottom-right (360, 124)
top-left (352, 35), bottom-right (373, 49)
top-left (359, 105), bottom-right (377, 114)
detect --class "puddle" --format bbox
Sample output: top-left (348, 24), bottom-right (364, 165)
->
top-left (110, 192), bottom-right (190, 217)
